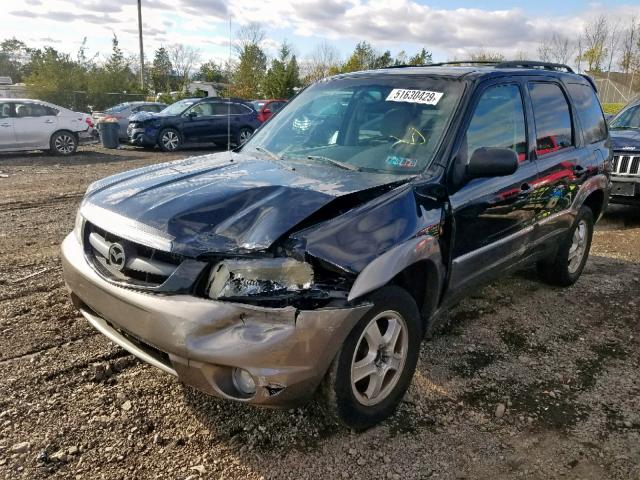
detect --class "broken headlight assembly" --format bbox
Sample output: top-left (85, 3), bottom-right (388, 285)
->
top-left (205, 258), bottom-right (314, 300)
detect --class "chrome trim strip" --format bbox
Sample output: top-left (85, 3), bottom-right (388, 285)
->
top-left (453, 225), bottom-right (534, 264)
top-left (80, 307), bottom-right (178, 377)
top-left (80, 203), bottom-right (173, 252)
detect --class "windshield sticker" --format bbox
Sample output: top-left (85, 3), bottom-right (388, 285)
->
top-left (386, 89), bottom-right (443, 105)
top-left (386, 155), bottom-right (418, 168)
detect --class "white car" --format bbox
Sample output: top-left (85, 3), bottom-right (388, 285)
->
top-left (0, 99), bottom-right (97, 155)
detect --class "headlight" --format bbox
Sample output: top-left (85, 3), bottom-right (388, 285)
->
top-left (74, 210), bottom-right (84, 244)
top-left (206, 258), bottom-right (313, 299)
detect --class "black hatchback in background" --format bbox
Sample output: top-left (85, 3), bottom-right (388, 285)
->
top-left (128, 97), bottom-right (261, 151)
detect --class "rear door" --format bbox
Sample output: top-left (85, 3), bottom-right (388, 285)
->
top-left (525, 80), bottom-right (592, 245)
top-left (13, 102), bottom-right (59, 148)
top-left (0, 101), bottom-right (16, 150)
top-left (447, 80), bottom-right (539, 295)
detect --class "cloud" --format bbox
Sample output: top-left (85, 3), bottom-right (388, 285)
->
top-left (179, 0), bottom-right (229, 19)
top-left (10, 9), bottom-right (118, 25)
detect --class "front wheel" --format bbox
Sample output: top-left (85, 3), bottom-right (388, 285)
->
top-left (50, 131), bottom-right (78, 156)
top-left (158, 128), bottom-right (181, 152)
top-left (537, 206), bottom-right (594, 286)
top-left (322, 286), bottom-right (422, 430)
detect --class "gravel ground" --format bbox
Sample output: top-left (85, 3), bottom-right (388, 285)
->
top-left (0, 146), bottom-right (639, 480)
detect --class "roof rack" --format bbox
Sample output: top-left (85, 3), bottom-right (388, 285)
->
top-left (384, 60), bottom-right (575, 73)
top-left (495, 61), bottom-right (574, 73)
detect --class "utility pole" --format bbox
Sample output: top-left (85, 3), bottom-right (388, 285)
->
top-left (137, 0), bottom-right (145, 90)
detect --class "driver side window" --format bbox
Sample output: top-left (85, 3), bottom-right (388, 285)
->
top-left (466, 84), bottom-right (527, 163)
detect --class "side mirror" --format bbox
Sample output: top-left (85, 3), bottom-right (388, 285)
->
top-left (466, 147), bottom-right (518, 178)
top-left (187, 111), bottom-right (197, 119)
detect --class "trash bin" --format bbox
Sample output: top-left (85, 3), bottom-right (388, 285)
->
top-left (98, 121), bottom-right (120, 149)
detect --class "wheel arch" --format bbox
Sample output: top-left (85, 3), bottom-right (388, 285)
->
top-left (572, 173), bottom-right (609, 221)
top-left (347, 235), bottom-right (445, 329)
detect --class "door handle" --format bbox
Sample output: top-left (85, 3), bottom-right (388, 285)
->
top-left (44, 119), bottom-right (54, 124)
top-left (520, 183), bottom-right (531, 191)
top-left (0, 124), bottom-right (11, 127)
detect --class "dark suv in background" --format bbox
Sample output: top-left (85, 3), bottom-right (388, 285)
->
top-left (128, 97), bottom-right (260, 151)
top-left (63, 61), bottom-right (610, 429)
top-left (608, 99), bottom-right (640, 204)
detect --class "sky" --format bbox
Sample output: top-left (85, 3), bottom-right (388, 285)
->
top-left (2, 0), bottom-right (640, 66)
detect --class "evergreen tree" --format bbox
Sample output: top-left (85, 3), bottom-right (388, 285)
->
top-left (408, 48), bottom-right (433, 65)
top-left (262, 42), bottom-right (300, 98)
top-left (231, 42), bottom-right (266, 98)
top-left (151, 46), bottom-right (173, 92)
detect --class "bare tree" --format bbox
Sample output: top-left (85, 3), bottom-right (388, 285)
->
top-left (620, 17), bottom-right (639, 74)
top-left (168, 44), bottom-right (201, 89)
top-left (605, 20), bottom-right (621, 72)
top-left (234, 23), bottom-right (266, 55)
top-left (302, 40), bottom-right (341, 84)
top-left (582, 15), bottom-right (609, 71)
top-left (537, 38), bottom-right (553, 62)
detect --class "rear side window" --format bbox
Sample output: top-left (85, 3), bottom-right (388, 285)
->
top-left (528, 82), bottom-right (573, 156)
top-left (231, 103), bottom-right (253, 115)
top-left (566, 83), bottom-right (607, 144)
top-left (465, 83), bottom-right (527, 162)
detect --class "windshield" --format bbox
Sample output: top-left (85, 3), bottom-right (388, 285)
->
top-left (106, 103), bottom-right (130, 113)
top-left (242, 75), bottom-right (464, 175)
top-left (610, 105), bottom-right (640, 129)
top-left (161, 99), bottom-right (197, 115)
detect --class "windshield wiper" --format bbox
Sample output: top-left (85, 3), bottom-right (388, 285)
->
top-left (306, 155), bottom-right (361, 171)
top-left (254, 146), bottom-right (281, 161)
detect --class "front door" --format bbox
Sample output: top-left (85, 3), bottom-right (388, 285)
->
top-left (13, 102), bottom-right (58, 148)
top-left (0, 101), bottom-right (16, 150)
top-left (447, 81), bottom-right (539, 295)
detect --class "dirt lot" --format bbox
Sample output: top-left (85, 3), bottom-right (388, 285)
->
top-left (1, 146), bottom-right (639, 480)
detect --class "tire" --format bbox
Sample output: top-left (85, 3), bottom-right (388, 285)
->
top-left (158, 128), bottom-right (181, 152)
top-left (235, 127), bottom-right (253, 147)
top-left (322, 285), bottom-right (422, 430)
top-left (537, 206), bottom-right (594, 287)
top-left (50, 131), bottom-right (78, 156)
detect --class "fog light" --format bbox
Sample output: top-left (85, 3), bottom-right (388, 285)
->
top-left (232, 368), bottom-right (256, 396)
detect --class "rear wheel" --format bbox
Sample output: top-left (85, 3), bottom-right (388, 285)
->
top-left (158, 128), bottom-right (181, 152)
top-left (322, 286), bottom-right (421, 430)
top-left (50, 131), bottom-right (78, 156)
top-left (537, 206), bottom-right (594, 286)
top-left (236, 127), bottom-right (253, 146)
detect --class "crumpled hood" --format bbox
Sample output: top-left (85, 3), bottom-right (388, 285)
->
top-left (128, 111), bottom-right (161, 122)
top-left (83, 152), bottom-right (403, 256)
top-left (610, 129), bottom-right (640, 152)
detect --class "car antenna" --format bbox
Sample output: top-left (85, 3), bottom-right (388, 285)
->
top-left (227, 14), bottom-right (232, 160)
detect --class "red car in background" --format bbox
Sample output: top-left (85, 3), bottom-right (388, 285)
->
top-left (251, 99), bottom-right (287, 123)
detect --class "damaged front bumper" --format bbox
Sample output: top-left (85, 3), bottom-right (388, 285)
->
top-left (61, 234), bottom-right (370, 406)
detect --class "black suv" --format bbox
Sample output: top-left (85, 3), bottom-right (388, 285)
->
top-left (608, 99), bottom-right (640, 204)
top-left (127, 97), bottom-right (261, 151)
top-left (63, 61), bottom-right (611, 429)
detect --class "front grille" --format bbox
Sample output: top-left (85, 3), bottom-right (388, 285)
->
top-left (85, 222), bottom-right (182, 287)
top-left (612, 154), bottom-right (640, 176)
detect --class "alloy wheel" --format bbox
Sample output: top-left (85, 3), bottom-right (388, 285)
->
top-left (55, 134), bottom-right (75, 154)
top-left (161, 131), bottom-right (179, 151)
top-left (350, 310), bottom-right (408, 406)
top-left (239, 129), bottom-right (252, 144)
top-left (568, 219), bottom-right (587, 274)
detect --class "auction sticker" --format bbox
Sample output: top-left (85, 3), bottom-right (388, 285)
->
top-left (386, 89), bottom-right (443, 105)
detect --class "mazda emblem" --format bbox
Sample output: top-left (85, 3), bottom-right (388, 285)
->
top-left (108, 242), bottom-right (126, 271)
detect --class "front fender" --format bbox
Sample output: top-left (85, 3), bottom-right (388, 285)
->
top-left (347, 234), bottom-right (445, 302)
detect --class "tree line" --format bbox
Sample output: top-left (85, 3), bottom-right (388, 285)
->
top-left (2, 16), bottom-right (639, 111)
